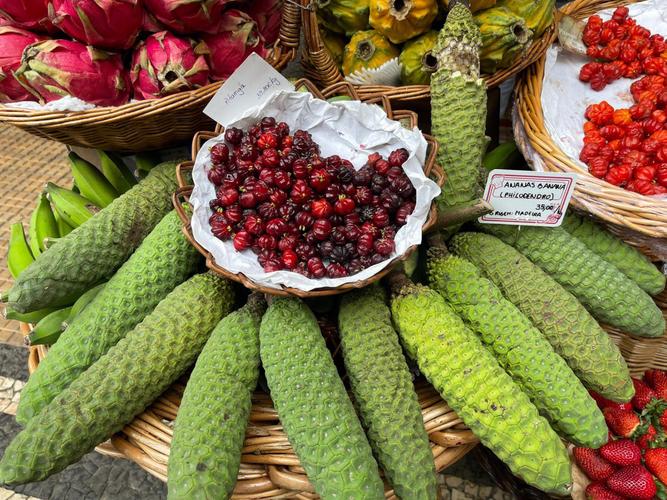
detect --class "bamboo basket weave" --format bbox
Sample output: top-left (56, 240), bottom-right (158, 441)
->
top-left (26, 317), bottom-right (479, 499)
top-left (173, 79), bottom-right (445, 298)
top-left (514, 0), bottom-right (667, 253)
top-left (299, 0), bottom-right (558, 104)
top-left (0, 3), bottom-right (301, 153)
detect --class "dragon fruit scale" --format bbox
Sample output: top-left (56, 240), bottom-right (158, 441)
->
top-left (48, 0), bottom-right (143, 50)
top-left (131, 31), bottom-right (209, 100)
top-left (143, 0), bottom-right (230, 34)
top-left (0, 0), bottom-right (55, 33)
top-left (200, 9), bottom-right (267, 82)
top-left (247, 0), bottom-right (283, 45)
top-left (0, 27), bottom-right (45, 102)
top-left (14, 39), bottom-right (131, 106)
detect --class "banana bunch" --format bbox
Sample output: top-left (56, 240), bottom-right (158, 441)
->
top-left (5, 151), bottom-right (139, 346)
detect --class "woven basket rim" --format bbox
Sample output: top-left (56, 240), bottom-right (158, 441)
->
top-left (172, 78), bottom-right (446, 298)
top-left (514, 0), bottom-right (667, 240)
top-left (299, 0), bottom-right (558, 101)
top-left (25, 323), bottom-right (478, 498)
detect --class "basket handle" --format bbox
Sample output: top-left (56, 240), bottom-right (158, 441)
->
top-left (176, 161), bottom-right (194, 189)
top-left (172, 187), bottom-right (193, 227)
top-left (294, 78), bottom-right (325, 99)
top-left (299, 0), bottom-right (344, 88)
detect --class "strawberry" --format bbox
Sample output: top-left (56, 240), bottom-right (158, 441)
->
top-left (632, 378), bottom-right (658, 411)
top-left (646, 369), bottom-right (667, 400)
top-left (585, 482), bottom-right (625, 500)
top-left (574, 447), bottom-right (617, 481)
top-left (645, 448), bottom-right (667, 486)
top-left (603, 407), bottom-right (641, 437)
top-left (636, 424), bottom-right (659, 450)
top-left (600, 439), bottom-right (642, 466)
top-left (607, 465), bottom-right (657, 499)
top-left (590, 390), bottom-right (633, 411)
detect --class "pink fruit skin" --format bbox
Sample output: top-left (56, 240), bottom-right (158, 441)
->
top-left (201, 9), bottom-right (268, 82)
top-left (0, 26), bottom-right (45, 102)
top-left (246, 0), bottom-right (282, 45)
top-left (14, 39), bottom-right (131, 106)
top-left (48, 0), bottom-right (142, 50)
top-left (143, 0), bottom-right (231, 34)
top-left (130, 31), bottom-right (209, 100)
top-left (0, 0), bottom-right (55, 32)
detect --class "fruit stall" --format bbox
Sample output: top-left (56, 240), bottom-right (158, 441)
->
top-left (0, 0), bottom-right (665, 499)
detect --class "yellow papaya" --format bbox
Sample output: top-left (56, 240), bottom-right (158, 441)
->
top-left (342, 30), bottom-right (399, 76)
top-left (474, 6), bottom-right (533, 73)
top-left (399, 30), bottom-right (437, 85)
top-left (497, 0), bottom-right (554, 37)
top-left (321, 27), bottom-right (346, 65)
top-left (369, 0), bottom-right (437, 44)
top-left (317, 0), bottom-right (370, 36)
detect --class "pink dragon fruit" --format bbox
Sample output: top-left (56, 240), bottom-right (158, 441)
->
top-left (130, 31), bottom-right (209, 100)
top-left (0, 0), bottom-right (55, 33)
top-left (14, 39), bottom-right (131, 106)
top-left (143, 0), bottom-right (230, 34)
top-left (48, 0), bottom-right (143, 50)
top-left (246, 0), bottom-right (283, 45)
top-left (141, 8), bottom-right (166, 33)
top-left (0, 26), bottom-right (46, 102)
top-left (200, 9), bottom-right (268, 82)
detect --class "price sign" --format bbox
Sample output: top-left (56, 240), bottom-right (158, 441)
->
top-left (479, 170), bottom-right (578, 227)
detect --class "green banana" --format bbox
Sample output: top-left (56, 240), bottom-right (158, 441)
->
top-left (482, 141), bottom-right (523, 171)
top-left (27, 307), bottom-right (72, 346)
top-left (7, 222), bottom-right (34, 279)
top-left (28, 193), bottom-right (59, 257)
top-left (64, 282), bottom-right (105, 327)
top-left (98, 151), bottom-right (137, 194)
top-left (54, 211), bottom-right (74, 237)
top-left (4, 306), bottom-right (59, 324)
top-left (45, 183), bottom-right (99, 228)
top-left (68, 152), bottom-right (119, 208)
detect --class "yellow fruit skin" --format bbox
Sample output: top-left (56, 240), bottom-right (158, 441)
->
top-left (496, 0), bottom-right (555, 36)
top-left (342, 30), bottom-right (399, 75)
top-left (321, 27), bottom-right (346, 65)
top-left (317, 0), bottom-right (370, 35)
top-left (369, 0), bottom-right (437, 44)
top-left (474, 6), bottom-right (533, 73)
top-left (399, 30), bottom-right (438, 85)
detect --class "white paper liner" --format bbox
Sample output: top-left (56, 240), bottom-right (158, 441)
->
top-left (542, 0), bottom-right (667, 199)
top-left (190, 90), bottom-right (441, 291)
top-left (344, 58), bottom-right (402, 86)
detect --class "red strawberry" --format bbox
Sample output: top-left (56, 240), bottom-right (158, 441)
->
top-left (574, 447), bottom-right (617, 481)
top-left (632, 378), bottom-right (657, 411)
top-left (585, 482), bottom-right (625, 500)
top-left (590, 390), bottom-right (633, 411)
top-left (636, 424), bottom-right (659, 450)
top-left (600, 439), bottom-right (642, 466)
top-left (645, 369), bottom-right (667, 400)
top-left (644, 448), bottom-right (667, 486)
top-left (607, 465), bottom-right (657, 499)
top-left (603, 407), bottom-right (641, 438)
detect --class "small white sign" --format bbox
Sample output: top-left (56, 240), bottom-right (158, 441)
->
top-left (479, 169), bottom-right (577, 227)
top-left (203, 53), bottom-right (294, 126)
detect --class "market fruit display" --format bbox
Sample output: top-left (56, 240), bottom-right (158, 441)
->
top-left (341, 30), bottom-right (398, 76)
top-left (449, 232), bottom-right (634, 401)
top-left (16, 210), bottom-right (202, 424)
top-left (398, 30), bottom-right (437, 85)
top-left (0, 272), bottom-right (234, 484)
top-left (205, 117), bottom-right (416, 277)
top-left (389, 273), bottom-right (572, 495)
top-left (338, 285), bottom-right (437, 499)
top-left (578, 7), bottom-right (667, 195)
top-left (480, 224), bottom-right (665, 337)
top-left (6, 161), bottom-right (178, 313)
top-left (0, 0), bottom-right (281, 104)
top-left (260, 297), bottom-right (385, 498)
top-left (573, 369), bottom-right (667, 499)
top-left (318, 0), bottom-right (554, 84)
top-left (168, 293), bottom-right (265, 500)
top-left (431, 4), bottom-right (487, 211)
top-left (426, 242), bottom-right (608, 448)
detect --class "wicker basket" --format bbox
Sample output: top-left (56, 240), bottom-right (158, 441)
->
top-left (513, 0), bottom-right (667, 254)
top-left (26, 317), bottom-right (478, 499)
top-left (0, 3), bottom-right (301, 153)
top-left (173, 79), bottom-right (445, 298)
top-left (299, 0), bottom-right (558, 104)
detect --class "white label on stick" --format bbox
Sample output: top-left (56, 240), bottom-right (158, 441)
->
top-left (203, 53), bottom-right (294, 126)
top-left (479, 169), bottom-right (577, 227)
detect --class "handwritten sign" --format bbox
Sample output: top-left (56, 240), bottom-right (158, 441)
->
top-left (203, 53), bottom-right (294, 126)
top-left (479, 169), bottom-right (577, 227)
